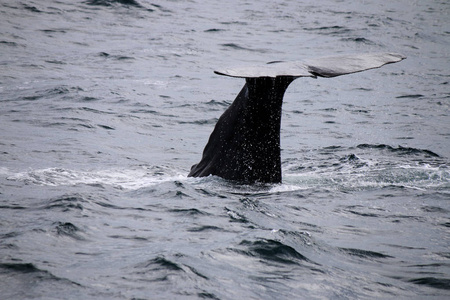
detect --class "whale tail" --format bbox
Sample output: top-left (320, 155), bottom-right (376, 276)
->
top-left (189, 53), bottom-right (406, 183)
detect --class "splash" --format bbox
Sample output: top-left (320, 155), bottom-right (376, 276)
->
top-left (4, 166), bottom-right (186, 190)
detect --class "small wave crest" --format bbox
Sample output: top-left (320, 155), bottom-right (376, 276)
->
top-left (84, 0), bottom-right (143, 8)
top-left (83, 0), bottom-right (170, 12)
top-left (0, 262), bottom-right (81, 299)
top-left (356, 144), bottom-right (440, 158)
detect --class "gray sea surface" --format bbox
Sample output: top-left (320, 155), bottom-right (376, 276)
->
top-left (1, 0), bottom-right (449, 299)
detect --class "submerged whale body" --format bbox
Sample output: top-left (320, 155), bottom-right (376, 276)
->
top-left (188, 53), bottom-right (406, 184)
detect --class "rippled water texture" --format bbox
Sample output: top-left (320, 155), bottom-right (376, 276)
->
top-left (1, 0), bottom-right (449, 299)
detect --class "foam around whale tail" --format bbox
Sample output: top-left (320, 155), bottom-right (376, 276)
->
top-left (189, 53), bottom-right (406, 183)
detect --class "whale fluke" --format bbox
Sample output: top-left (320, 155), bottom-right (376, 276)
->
top-left (189, 53), bottom-right (405, 183)
top-left (214, 53), bottom-right (405, 79)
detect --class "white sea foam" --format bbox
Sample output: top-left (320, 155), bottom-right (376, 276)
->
top-left (4, 167), bottom-right (187, 190)
top-left (283, 164), bottom-right (450, 191)
top-left (3, 163), bottom-right (449, 193)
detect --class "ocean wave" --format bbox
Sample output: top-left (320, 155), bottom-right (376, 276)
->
top-left (356, 144), bottom-right (441, 158)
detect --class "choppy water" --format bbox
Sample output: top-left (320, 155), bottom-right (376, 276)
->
top-left (1, 0), bottom-right (449, 299)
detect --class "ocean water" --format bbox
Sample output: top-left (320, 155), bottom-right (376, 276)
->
top-left (1, 0), bottom-right (449, 299)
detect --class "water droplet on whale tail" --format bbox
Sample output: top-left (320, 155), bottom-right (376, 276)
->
top-left (189, 53), bottom-right (406, 184)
